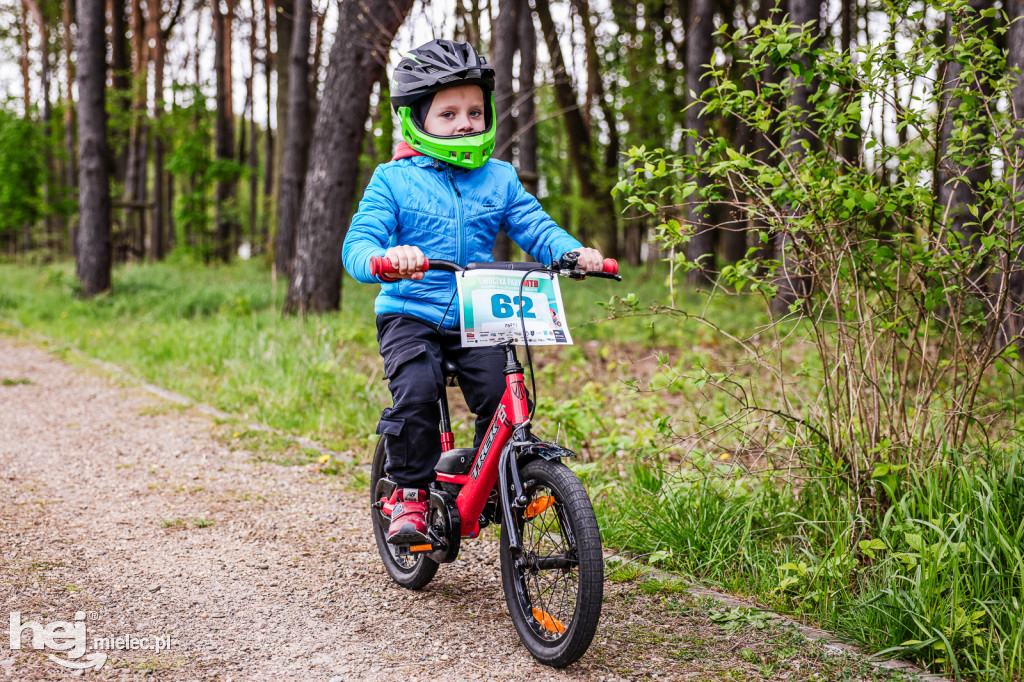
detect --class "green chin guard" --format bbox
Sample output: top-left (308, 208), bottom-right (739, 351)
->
top-left (397, 101), bottom-right (497, 170)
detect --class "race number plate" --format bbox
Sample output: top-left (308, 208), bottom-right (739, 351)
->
top-left (457, 270), bottom-right (573, 347)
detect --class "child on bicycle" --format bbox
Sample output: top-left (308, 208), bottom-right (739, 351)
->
top-left (342, 39), bottom-right (603, 546)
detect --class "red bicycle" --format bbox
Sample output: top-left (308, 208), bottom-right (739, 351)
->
top-left (367, 253), bottom-right (619, 668)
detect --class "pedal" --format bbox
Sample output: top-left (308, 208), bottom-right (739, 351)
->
top-left (396, 543), bottom-right (434, 556)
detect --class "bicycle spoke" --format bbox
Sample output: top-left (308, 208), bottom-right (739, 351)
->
top-left (517, 483), bottom-right (584, 642)
top-left (501, 459), bottom-right (602, 666)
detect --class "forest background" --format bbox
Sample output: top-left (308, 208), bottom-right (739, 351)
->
top-left (1, 0), bottom-right (1024, 679)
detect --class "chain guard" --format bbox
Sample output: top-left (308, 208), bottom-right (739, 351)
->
top-left (427, 489), bottom-right (461, 564)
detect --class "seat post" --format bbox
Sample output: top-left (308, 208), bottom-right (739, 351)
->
top-left (438, 390), bottom-right (454, 452)
top-left (439, 358), bottom-right (459, 452)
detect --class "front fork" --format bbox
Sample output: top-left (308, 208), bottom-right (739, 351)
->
top-left (498, 438), bottom-right (529, 556)
top-left (497, 436), bottom-right (577, 559)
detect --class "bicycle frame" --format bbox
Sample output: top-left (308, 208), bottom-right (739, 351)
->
top-left (434, 342), bottom-right (532, 541)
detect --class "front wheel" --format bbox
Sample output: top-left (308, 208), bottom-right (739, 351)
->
top-left (370, 438), bottom-right (439, 590)
top-left (499, 458), bottom-right (604, 668)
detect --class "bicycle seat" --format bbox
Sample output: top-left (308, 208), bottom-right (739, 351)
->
top-left (435, 447), bottom-right (476, 475)
top-left (441, 357), bottom-right (459, 383)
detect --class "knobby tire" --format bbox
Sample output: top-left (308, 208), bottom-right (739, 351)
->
top-left (370, 438), bottom-right (439, 590)
top-left (499, 458), bottom-right (604, 667)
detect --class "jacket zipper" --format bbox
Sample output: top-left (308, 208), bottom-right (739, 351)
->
top-left (446, 166), bottom-right (464, 327)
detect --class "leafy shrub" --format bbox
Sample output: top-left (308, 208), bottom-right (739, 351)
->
top-left (618, 0), bottom-right (1024, 497)
top-left (0, 108), bottom-right (45, 234)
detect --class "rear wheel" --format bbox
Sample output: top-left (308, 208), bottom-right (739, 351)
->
top-left (370, 438), bottom-right (439, 590)
top-left (499, 458), bottom-right (603, 667)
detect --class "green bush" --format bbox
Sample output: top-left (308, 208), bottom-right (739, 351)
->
top-left (0, 107), bottom-right (45, 234)
top-left (618, 0), bottom-right (1024, 481)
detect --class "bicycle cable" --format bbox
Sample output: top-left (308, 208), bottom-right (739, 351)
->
top-left (517, 266), bottom-right (552, 425)
top-left (436, 287), bottom-right (459, 334)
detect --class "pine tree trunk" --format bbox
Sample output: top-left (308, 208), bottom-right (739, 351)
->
top-left (76, 0), bottom-right (112, 295)
top-left (615, 3), bottom-right (644, 266)
top-left (771, 0), bottom-right (819, 315)
top-left (273, 0), bottom-right (294, 241)
top-left (213, 0), bottom-right (237, 263)
top-left (284, 0), bottom-right (414, 315)
top-left (308, 6), bottom-right (326, 124)
top-left (456, 0), bottom-right (482, 46)
top-left (149, 0), bottom-right (186, 260)
top-left (63, 0), bottom-right (77, 257)
top-left (1001, 0), bottom-right (1024, 348)
top-left (534, 0), bottom-right (616, 256)
top-left (237, 77), bottom-right (249, 253)
top-left (753, 0), bottom-right (783, 271)
top-left (491, 0), bottom-right (520, 261)
top-left (840, 0), bottom-right (861, 167)
top-left (468, 0), bottom-right (481, 47)
top-left (110, 0), bottom-right (131, 184)
top-left (574, 0), bottom-right (622, 259)
top-left (24, 0), bottom-right (59, 250)
top-left (492, 0), bottom-right (519, 161)
top-left (518, 1), bottom-right (538, 198)
top-left (151, 21), bottom-right (166, 261)
top-left (248, 0), bottom-right (259, 250)
top-left (721, 71), bottom-right (756, 267)
top-left (275, 0), bottom-right (312, 278)
top-left (18, 1), bottom-right (31, 252)
top-left (19, 1), bottom-right (31, 117)
top-left (683, 0), bottom-right (716, 286)
top-left (936, 0), bottom-right (992, 301)
top-left (123, 0), bottom-right (147, 260)
top-left (263, 0), bottom-right (275, 249)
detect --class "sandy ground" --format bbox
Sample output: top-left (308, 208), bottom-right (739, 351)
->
top-left (0, 337), bottom-right (925, 681)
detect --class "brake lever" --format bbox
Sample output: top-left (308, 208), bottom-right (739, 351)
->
top-left (586, 271), bottom-right (623, 281)
top-left (555, 268), bottom-right (621, 281)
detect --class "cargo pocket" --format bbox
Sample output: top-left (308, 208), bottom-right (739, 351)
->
top-left (382, 344), bottom-right (429, 380)
top-left (381, 343), bottom-right (443, 405)
top-left (376, 409), bottom-right (407, 468)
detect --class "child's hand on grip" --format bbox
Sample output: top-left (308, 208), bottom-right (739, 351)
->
top-left (384, 245), bottom-right (427, 280)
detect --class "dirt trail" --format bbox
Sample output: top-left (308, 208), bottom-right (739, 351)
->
top-left (0, 337), bottom-right (917, 681)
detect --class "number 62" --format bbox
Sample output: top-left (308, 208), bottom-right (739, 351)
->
top-left (491, 294), bottom-right (536, 319)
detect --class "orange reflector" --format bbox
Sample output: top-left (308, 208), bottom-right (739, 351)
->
top-left (532, 607), bottom-right (565, 633)
top-left (409, 544), bottom-right (432, 552)
top-left (524, 495), bottom-right (555, 519)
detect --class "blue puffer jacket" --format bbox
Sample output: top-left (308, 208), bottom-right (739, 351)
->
top-left (342, 155), bottom-right (583, 329)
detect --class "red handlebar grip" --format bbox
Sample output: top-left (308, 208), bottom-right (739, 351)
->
top-left (369, 256), bottom-right (429, 279)
top-left (602, 258), bottom-right (619, 275)
top-left (369, 256), bottom-right (395, 278)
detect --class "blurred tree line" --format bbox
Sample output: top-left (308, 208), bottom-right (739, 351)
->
top-left (1, 0), bottom-right (1022, 325)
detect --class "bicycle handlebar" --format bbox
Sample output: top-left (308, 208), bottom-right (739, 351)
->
top-left (369, 255), bottom-right (620, 280)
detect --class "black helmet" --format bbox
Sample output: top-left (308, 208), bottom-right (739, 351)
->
top-left (390, 39), bottom-right (495, 111)
top-left (391, 40), bottom-right (497, 169)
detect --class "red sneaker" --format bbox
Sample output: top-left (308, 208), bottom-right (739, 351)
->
top-left (387, 488), bottom-right (430, 545)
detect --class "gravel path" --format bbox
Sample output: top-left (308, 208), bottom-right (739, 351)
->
top-left (0, 337), bottom-right (916, 681)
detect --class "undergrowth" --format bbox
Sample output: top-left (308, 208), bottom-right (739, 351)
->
top-left (1, 257), bottom-right (1021, 679)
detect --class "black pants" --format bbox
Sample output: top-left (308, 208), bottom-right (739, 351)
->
top-left (375, 313), bottom-right (506, 490)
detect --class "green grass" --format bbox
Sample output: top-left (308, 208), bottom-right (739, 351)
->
top-left (0, 257), bottom-right (730, 457)
top-left (594, 450), bottom-right (1024, 681)
top-left (1, 259), bottom-right (386, 454)
top-left (2, 257), bottom-right (1021, 680)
